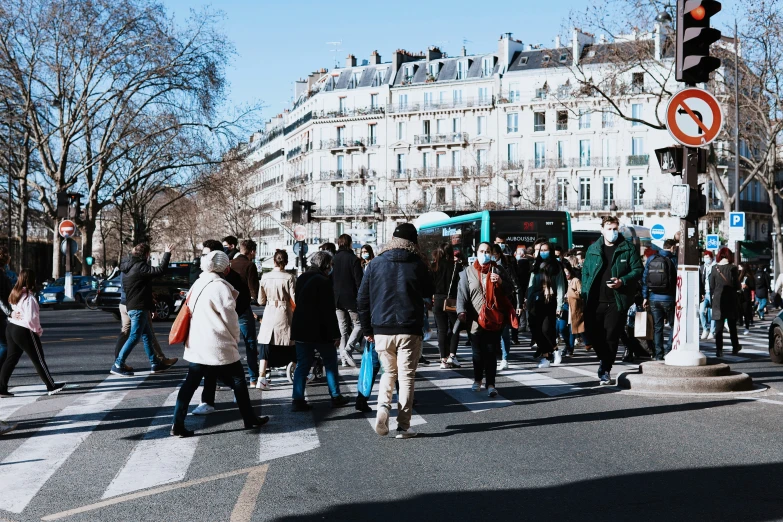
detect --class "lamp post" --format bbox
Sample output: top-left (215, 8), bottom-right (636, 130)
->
top-left (509, 187), bottom-right (521, 210)
top-left (373, 202), bottom-right (385, 245)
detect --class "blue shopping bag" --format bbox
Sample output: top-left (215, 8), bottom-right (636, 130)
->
top-left (357, 342), bottom-right (375, 397)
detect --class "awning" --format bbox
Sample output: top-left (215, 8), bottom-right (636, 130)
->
top-left (740, 241), bottom-right (772, 262)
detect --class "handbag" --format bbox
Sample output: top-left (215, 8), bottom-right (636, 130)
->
top-left (169, 281), bottom-right (214, 345)
top-left (634, 310), bottom-right (654, 340)
top-left (444, 263), bottom-right (458, 312)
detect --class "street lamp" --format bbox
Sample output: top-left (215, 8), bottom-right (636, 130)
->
top-left (373, 202), bottom-right (385, 245)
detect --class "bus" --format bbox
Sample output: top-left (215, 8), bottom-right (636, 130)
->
top-left (418, 210), bottom-right (572, 261)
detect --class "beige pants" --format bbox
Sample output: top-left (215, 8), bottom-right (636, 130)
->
top-left (374, 334), bottom-right (422, 431)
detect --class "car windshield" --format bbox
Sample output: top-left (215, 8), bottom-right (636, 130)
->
top-left (50, 277), bottom-right (81, 287)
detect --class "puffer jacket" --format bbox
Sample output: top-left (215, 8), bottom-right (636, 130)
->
top-left (120, 252), bottom-right (171, 311)
top-left (581, 238), bottom-right (643, 312)
top-left (357, 238), bottom-right (434, 337)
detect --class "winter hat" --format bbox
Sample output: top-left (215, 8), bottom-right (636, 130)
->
top-left (201, 250), bottom-right (230, 274)
top-left (393, 223), bottom-right (418, 244)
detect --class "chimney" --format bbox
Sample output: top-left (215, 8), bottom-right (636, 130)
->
top-left (370, 50), bottom-right (381, 65)
top-left (555, 35), bottom-right (561, 48)
top-left (461, 46), bottom-right (467, 57)
top-left (346, 54), bottom-right (356, 68)
top-left (294, 79), bottom-right (307, 100)
top-left (426, 46), bottom-right (443, 61)
top-left (498, 33), bottom-right (525, 74)
top-left (572, 28), bottom-right (595, 66)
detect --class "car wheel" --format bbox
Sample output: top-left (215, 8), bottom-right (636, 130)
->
top-left (154, 300), bottom-right (172, 321)
top-left (771, 326), bottom-right (783, 364)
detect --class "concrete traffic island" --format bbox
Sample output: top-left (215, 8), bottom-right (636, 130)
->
top-left (617, 361), bottom-right (759, 394)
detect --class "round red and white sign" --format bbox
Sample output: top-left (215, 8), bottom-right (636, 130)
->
top-left (666, 87), bottom-right (723, 147)
top-left (58, 219), bottom-right (76, 238)
top-left (293, 225), bottom-right (307, 242)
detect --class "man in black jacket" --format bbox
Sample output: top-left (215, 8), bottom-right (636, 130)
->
top-left (333, 234), bottom-right (363, 367)
top-left (111, 242), bottom-right (175, 376)
top-left (357, 223), bottom-right (434, 439)
top-left (222, 235), bottom-right (239, 260)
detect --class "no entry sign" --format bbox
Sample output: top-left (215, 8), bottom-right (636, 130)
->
top-left (58, 219), bottom-right (76, 238)
top-left (666, 87), bottom-right (723, 147)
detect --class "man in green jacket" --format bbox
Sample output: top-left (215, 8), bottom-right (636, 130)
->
top-left (581, 216), bottom-right (644, 384)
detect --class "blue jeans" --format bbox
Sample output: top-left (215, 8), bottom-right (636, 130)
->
top-left (293, 341), bottom-right (340, 401)
top-left (757, 297), bottom-right (768, 319)
top-left (650, 300), bottom-right (675, 359)
top-left (699, 297), bottom-right (715, 335)
top-left (115, 309), bottom-right (158, 368)
top-left (556, 318), bottom-right (575, 353)
top-left (499, 325), bottom-right (512, 361)
top-left (238, 309), bottom-right (259, 382)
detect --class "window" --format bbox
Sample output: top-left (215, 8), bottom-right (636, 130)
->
top-left (396, 153), bottom-right (406, 174)
top-left (423, 120), bottom-right (431, 136)
top-left (542, 55), bottom-right (551, 64)
top-left (579, 109), bottom-right (591, 129)
top-left (535, 87), bottom-right (547, 99)
top-left (424, 92), bottom-right (433, 108)
top-left (368, 185), bottom-right (377, 208)
top-left (336, 155), bottom-right (344, 174)
top-left (632, 104), bottom-right (643, 125)
top-left (423, 152), bottom-right (430, 170)
top-left (477, 116), bottom-right (486, 135)
top-left (477, 149), bottom-right (486, 170)
top-left (373, 69), bottom-right (385, 86)
top-left (482, 58), bottom-right (493, 77)
top-left (397, 122), bottom-right (406, 141)
top-left (533, 111), bottom-right (545, 132)
top-left (436, 152), bottom-right (444, 168)
top-left (428, 63), bottom-right (439, 79)
top-left (508, 112), bottom-right (519, 133)
top-left (452, 117), bottom-right (461, 133)
top-left (457, 61), bottom-right (466, 80)
top-left (557, 178), bottom-right (568, 207)
top-left (336, 186), bottom-right (345, 211)
top-left (338, 97), bottom-right (346, 113)
top-left (559, 52), bottom-right (569, 63)
top-left (534, 142), bottom-right (546, 168)
top-left (632, 136), bottom-right (645, 156)
top-left (556, 111), bottom-right (568, 131)
top-left (398, 94), bottom-right (408, 110)
top-left (508, 83), bottom-right (520, 102)
top-left (602, 110), bottom-right (615, 129)
top-left (557, 141), bottom-right (566, 168)
top-left (602, 138), bottom-right (613, 166)
top-left (519, 56), bottom-right (529, 66)
top-left (478, 86), bottom-right (490, 103)
top-left (579, 140), bottom-right (591, 167)
top-left (579, 177), bottom-right (591, 207)
top-left (368, 124), bottom-right (376, 145)
top-left (452, 150), bottom-right (461, 170)
top-left (632, 176), bottom-right (644, 207)
top-left (535, 179), bottom-right (546, 205)
top-left (370, 94), bottom-right (378, 109)
top-left (507, 143), bottom-right (518, 163)
top-left (602, 177), bottom-right (615, 207)
top-left (404, 65), bottom-right (414, 81)
top-left (453, 89), bottom-right (463, 105)
top-left (632, 72), bottom-right (644, 93)
top-left (436, 186), bottom-right (446, 205)
top-left (336, 126), bottom-right (344, 144)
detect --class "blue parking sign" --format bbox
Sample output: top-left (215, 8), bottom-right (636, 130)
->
top-left (706, 235), bottom-right (719, 250)
top-left (730, 212), bottom-right (744, 228)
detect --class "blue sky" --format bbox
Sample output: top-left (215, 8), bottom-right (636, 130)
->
top-left (162, 0), bottom-right (741, 130)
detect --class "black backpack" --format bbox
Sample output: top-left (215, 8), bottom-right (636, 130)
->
top-left (647, 254), bottom-right (676, 294)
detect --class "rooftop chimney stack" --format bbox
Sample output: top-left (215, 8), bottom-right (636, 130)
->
top-left (555, 35), bottom-right (562, 48)
top-left (346, 54), bottom-right (356, 68)
top-left (461, 46), bottom-right (467, 57)
top-left (426, 46), bottom-right (443, 61)
top-left (370, 50), bottom-right (381, 65)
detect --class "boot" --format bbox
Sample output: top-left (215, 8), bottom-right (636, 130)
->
top-left (355, 395), bottom-right (372, 413)
top-left (621, 348), bottom-right (634, 363)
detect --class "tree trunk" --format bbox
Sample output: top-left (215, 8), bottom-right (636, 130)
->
top-left (708, 166), bottom-right (734, 238)
top-left (16, 178), bottom-right (27, 270)
top-left (52, 216), bottom-right (62, 279)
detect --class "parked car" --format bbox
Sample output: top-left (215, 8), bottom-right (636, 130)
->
top-left (38, 276), bottom-right (100, 307)
top-left (96, 263), bottom-right (192, 321)
top-left (769, 310), bottom-right (783, 363)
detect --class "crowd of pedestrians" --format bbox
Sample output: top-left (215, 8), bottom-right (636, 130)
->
top-left (1, 213), bottom-right (780, 439)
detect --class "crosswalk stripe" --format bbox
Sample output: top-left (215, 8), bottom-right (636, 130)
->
top-left (499, 368), bottom-right (579, 396)
top-left (416, 369), bottom-right (512, 413)
top-left (257, 385), bottom-right (319, 463)
top-left (0, 384), bottom-right (48, 421)
top-left (102, 386), bottom-right (205, 499)
top-left (345, 380), bottom-right (426, 431)
top-left (0, 373), bottom-right (150, 514)
top-left (740, 348), bottom-right (768, 356)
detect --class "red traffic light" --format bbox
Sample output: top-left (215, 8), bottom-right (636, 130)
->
top-left (691, 5), bottom-right (706, 19)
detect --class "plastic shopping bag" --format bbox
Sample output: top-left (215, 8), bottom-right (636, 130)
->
top-left (357, 342), bottom-right (375, 397)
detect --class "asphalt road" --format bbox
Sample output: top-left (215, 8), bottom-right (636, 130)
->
top-left (1, 308), bottom-right (783, 522)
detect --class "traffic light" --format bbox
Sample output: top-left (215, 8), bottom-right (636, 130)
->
top-left (85, 256), bottom-right (94, 266)
top-left (655, 146), bottom-right (684, 174)
top-left (676, 0), bottom-right (722, 85)
top-left (67, 193), bottom-right (82, 219)
top-left (291, 200), bottom-right (316, 224)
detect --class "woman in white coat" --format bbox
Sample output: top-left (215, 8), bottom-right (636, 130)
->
top-left (256, 250), bottom-right (296, 390)
top-left (171, 251), bottom-right (268, 437)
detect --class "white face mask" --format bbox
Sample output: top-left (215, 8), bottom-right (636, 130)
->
top-left (603, 229), bottom-right (619, 243)
top-left (703, 257), bottom-right (712, 265)
top-left (477, 252), bottom-right (491, 265)
top-left (361, 253), bottom-right (370, 260)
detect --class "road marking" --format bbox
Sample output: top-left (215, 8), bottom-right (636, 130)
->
top-left (257, 386), bottom-right (320, 463)
top-left (416, 370), bottom-right (512, 413)
top-left (102, 387), bottom-right (205, 498)
top-left (0, 373), bottom-right (149, 514)
top-left (345, 380), bottom-right (426, 431)
top-left (500, 368), bottom-right (579, 396)
top-left (0, 385), bottom-right (48, 421)
top-left (230, 467), bottom-right (268, 522)
top-left (42, 464), bottom-right (269, 521)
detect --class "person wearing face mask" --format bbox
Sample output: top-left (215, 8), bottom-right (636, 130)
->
top-left (526, 242), bottom-right (566, 368)
top-left (738, 264), bottom-right (755, 334)
top-left (457, 242), bottom-right (513, 397)
top-left (222, 236), bottom-right (239, 260)
top-left (709, 247), bottom-right (742, 356)
top-left (581, 216), bottom-right (644, 385)
top-left (490, 243), bottom-right (523, 370)
top-left (360, 244), bottom-right (375, 271)
top-left (699, 251), bottom-right (716, 340)
top-left (514, 245), bottom-right (531, 338)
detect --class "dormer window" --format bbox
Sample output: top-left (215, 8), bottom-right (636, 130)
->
top-left (559, 53), bottom-right (568, 62)
top-left (519, 56), bottom-right (529, 66)
top-left (457, 61), bottom-right (466, 80)
top-left (588, 50), bottom-right (596, 58)
top-left (542, 55), bottom-right (551, 63)
top-left (482, 58), bottom-right (493, 77)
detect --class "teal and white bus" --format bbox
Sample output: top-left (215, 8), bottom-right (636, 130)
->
top-left (417, 210), bottom-right (572, 261)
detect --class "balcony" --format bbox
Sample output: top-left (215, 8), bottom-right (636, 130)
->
top-left (627, 154), bottom-right (650, 166)
top-left (386, 96), bottom-right (494, 114)
top-left (314, 205), bottom-right (375, 217)
top-left (319, 169), bottom-right (378, 183)
top-left (390, 167), bottom-right (491, 181)
top-left (284, 111), bottom-right (312, 136)
top-left (312, 106), bottom-right (385, 120)
top-left (495, 91), bottom-right (521, 104)
top-left (286, 143), bottom-right (312, 161)
top-left (320, 138), bottom-right (366, 152)
top-left (413, 132), bottom-right (469, 146)
top-left (501, 160), bottom-right (525, 171)
top-left (285, 173), bottom-right (312, 190)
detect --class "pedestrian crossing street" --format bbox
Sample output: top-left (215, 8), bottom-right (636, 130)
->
top-left (0, 328), bottom-right (774, 517)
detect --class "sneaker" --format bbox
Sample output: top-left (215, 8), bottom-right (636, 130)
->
top-left (440, 361), bottom-right (448, 369)
top-left (707, 333), bottom-right (714, 340)
top-left (553, 350), bottom-right (563, 366)
top-left (488, 387), bottom-right (498, 398)
top-left (122, 363), bottom-right (134, 372)
top-left (216, 385), bottom-right (231, 391)
top-left (0, 421), bottom-right (18, 436)
top-left (244, 416), bottom-right (270, 429)
top-left (162, 357), bottom-right (178, 366)
top-left (151, 360), bottom-right (174, 374)
top-left (375, 405), bottom-right (390, 436)
top-left (447, 356), bottom-right (461, 368)
top-left (256, 378), bottom-right (270, 391)
top-left (110, 364), bottom-right (134, 377)
top-left (306, 373), bottom-right (315, 383)
top-left (170, 426), bottom-right (194, 438)
top-left (47, 383), bottom-right (66, 396)
top-left (331, 394), bottom-right (350, 408)
top-left (395, 427), bottom-right (418, 439)
top-left (341, 350), bottom-right (357, 368)
top-left (471, 381), bottom-right (481, 392)
top-left (701, 331), bottom-right (709, 340)
top-left (0, 390), bottom-right (14, 398)
top-left (249, 381), bottom-right (257, 388)
top-left (192, 403), bottom-right (215, 415)
top-left (418, 356), bottom-right (431, 366)
top-left (537, 358), bottom-right (550, 369)
top-left (291, 400), bottom-right (313, 412)
top-left (743, 329), bottom-right (750, 335)
top-left (423, 331), bottom-right (432, 342)
top-left (599, 372), bottom-right (612, 386)
top-left (499, 359), bottom-right (509, 370)
top-left (355, 397), bottom-right (372, 413)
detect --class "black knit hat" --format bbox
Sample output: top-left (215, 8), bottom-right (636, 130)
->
top-left (393, 223), bottom-right (418, 244)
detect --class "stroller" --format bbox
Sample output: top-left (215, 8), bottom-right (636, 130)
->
top-left (264, 344), bottom-right (324, 384)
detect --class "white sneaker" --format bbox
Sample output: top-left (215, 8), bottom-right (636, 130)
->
top-left (499, 359), bottom-right (509, 370)
top-left (487, 387), bottom-right (498, 398)
top-left (423, 331), bottom-right (432, 341)
top-left (707, 333), bottom-right (714, 340)
top-left (553, 350), bottom-right (563, 366)
top-left (538, 358), bottom-right (551, 368)
top-left (743, 329), bottom-right (750, 335)
top-left (701, 331), bottom-right (709, 340)
top-left (375, 405), bottom-right (390, 436)
top-left (306, 373), bottom-right (315, 383)
top-left (256, 378), bottom-right (270, 391)
top-left (440, 361), bottom-right (448, 369)
top-left (448, 355), bottom-right (461, 367)
top-left (342, 350), bottom-right (357, 368)
top-left (395, 427), bottom-right (418, 439)
top-left (471, 381), bottom-right (481, 392)
top-left (192, 403), bottom-right (215, 415)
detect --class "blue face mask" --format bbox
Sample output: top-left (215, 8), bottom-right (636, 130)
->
top-left (362, 253), bottom-right (370, 260)
top-left (478, 253), bottom-right (491, 265)
top-left (327, 267), bottom-right (333, 276)
top-left (490, 255), bottom-right (498, 262)
top-left (603, 229), bottom-right (619, 243)
top-left (540, 251), bottom-right (550, 260)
